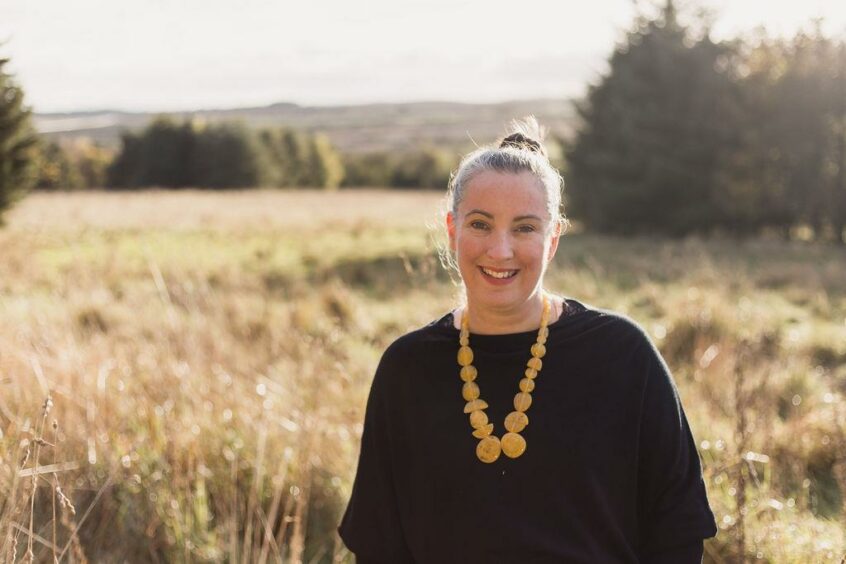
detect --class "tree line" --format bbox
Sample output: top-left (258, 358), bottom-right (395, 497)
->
top-left (106, 117), bottom-right (343, 189)
top-left (31, 124), bottom-right (460, 192)
top-left (567, 2), bottom-right (846, 240)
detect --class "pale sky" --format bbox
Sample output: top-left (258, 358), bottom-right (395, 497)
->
top-left (1, 0), bottom-right (844, 113)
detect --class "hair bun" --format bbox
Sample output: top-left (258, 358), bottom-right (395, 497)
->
top-left (499, 132), bottom-right (547, 158)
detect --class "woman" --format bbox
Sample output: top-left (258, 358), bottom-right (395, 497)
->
top-left (338, 118), bottom-right (717, 563)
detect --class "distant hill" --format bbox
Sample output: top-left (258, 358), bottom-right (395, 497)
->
top-left (33, 99), bottom-right (578, 154)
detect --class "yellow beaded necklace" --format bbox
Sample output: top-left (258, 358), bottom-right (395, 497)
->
top-left (457, 294), bottom-right (551, 463)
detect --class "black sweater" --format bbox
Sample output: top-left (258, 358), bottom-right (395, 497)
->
top-left (338, 299), bottom-right (717, 563)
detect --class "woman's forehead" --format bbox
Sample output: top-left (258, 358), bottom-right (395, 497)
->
top-left (459, 171), bottom-right (548, 215)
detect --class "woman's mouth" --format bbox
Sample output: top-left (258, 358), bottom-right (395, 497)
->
top-left (479, 266), bottom-right (519, 283)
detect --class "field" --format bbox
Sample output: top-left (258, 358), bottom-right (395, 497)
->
top-left (1, 190), bottom-right (845, 563)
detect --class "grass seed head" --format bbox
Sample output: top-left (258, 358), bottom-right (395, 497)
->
top-left (42, 395), bottom-right (54, 417)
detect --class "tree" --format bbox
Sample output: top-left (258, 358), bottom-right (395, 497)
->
top-left (138, 116), bottom-right (195, 187)
top-left (189, 122), bottom-right (270, 188)
top-left (303, 134), bottom-right (344, 189)
top-left (107, 117), bottom-right (196, 188)
top-left (391, 146), bottom-right (454, 189)
top-left (341, 152), bottom-right (394, 187)
top-left (34, 141), bottom-right (84, 190)
top-left (727, 28), bottom-right (846, 241)
top-left (833, 40), bottom-right (846, 243)
top-left (0, 56), bottom-right (38, 222)
top-left (107, 118), bottom-right (344, 190)
top-left (107, 130), bottom-right (145, 188)
top-left (773, 29), bottom-right (846, 242)
top-left (278, 129), bottom-right (309, 187)
top-left (71, 139), bottom-right (113, 188)
top-left (566, 1), bottom-right (742, 236)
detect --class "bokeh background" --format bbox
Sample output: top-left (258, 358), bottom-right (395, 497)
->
top-left (1, 0), bottom-right (845, 562)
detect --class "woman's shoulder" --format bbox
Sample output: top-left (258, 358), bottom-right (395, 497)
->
top-left (377, 317), bottom-right (455, 364)
top-left (558, 298), bottom-right (672, 383)
top-left (554, 297), bottom-right (654, 347)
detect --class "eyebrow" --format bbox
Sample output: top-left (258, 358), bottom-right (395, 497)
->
top-left (465, 209), bottom-right (543, 222)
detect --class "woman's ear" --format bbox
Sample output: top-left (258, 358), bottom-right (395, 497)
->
top-left (446, 212), bottom-right (457, 252)
top-left (547, 221), bottom-right (562, 263)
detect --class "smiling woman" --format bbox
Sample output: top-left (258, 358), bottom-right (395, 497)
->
top-left (446, 169), bottom-right (560, 333)
top-left (337, 117), bottom-right (718, 563)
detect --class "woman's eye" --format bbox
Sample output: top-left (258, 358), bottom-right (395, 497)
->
top-left (470, 221), bottom-right (489, 230)
top-left (516, 225), bottom-right (536, 233)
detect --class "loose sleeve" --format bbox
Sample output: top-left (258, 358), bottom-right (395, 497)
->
top-left (337, 351), bottom-right (415, 563)
top-left (636, 339), bottom-right (718, 557)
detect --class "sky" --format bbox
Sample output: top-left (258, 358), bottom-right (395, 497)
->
top-left (1, 0), bottom-right (845, 114)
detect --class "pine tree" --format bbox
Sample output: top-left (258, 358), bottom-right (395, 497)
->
top-left (566, 1), bottom-right (742, 236)
top-left (0, 56), bottom-right (38, 222)
top-left (729, 29), bottom-right (846, 241)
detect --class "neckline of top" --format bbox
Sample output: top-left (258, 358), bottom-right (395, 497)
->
top-left (432, 297), bottom-right (590, 341)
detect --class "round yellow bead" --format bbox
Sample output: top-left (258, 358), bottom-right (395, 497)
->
top-left (514, 392), bottom-right (533, 412)
top-left (530, 343), bottom-right (546, 358)
top-left (463, 399), bottom-right (489, 413)
top-left (527, 357), bottom-right (542, 371)
top-left (519, 377), bottom-right (535, 393)
top-left (524, 368), bottom-right (538, 379)
top-left (457, 346), bottom-right (474, 366)
top-left (472, 423), bottom-right (494, 439)
top-left (539, 327), bottom-right (549, 340)
top-left (504, 411), bottom-right (529, 433)
top-left (476, 436), bottom-right (501, 463)
top-left (469, 409), bottom-right (488, 429)
top-left (501, 432), bottom-right (527, 458)
top-left (460, 335), bottom-right (469, 346)
top-left (460, 365), bottom-right (478, 382)
top-left (537, 335), bottom-right (547, 345)
top-left (462, 381), bottom-right (480, 401)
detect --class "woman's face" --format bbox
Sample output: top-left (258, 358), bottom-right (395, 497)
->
top-left (447, 170), bottom-right (560, 316)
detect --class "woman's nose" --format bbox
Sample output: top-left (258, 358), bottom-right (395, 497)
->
top-left (486, 230), bottom-right (514, 260)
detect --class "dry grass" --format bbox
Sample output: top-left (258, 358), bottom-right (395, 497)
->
top-left (1, 189), bottom-right (845, 563)
top-left (4, 189), bottom-right (443, 230)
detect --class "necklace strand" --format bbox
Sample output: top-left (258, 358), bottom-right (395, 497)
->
top-left (458, 294), bottom-right (551, 463)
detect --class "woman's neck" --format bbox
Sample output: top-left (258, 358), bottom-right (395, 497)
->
top-left (456, 292), bottom-right (559, 335)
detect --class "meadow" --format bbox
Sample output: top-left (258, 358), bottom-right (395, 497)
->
top-left (1, 189), bottom-right (845, 563)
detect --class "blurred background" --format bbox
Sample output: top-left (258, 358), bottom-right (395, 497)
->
top-left (0, 0), bottom-right (845, 562)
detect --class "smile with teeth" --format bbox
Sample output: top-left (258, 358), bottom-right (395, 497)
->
top-left (480, 267), bottom-right (518, 279)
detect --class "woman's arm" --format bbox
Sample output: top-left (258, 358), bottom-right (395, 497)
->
top-left (635, 337), bottom-right (718, 556)
top-left (337, 345), bottom-right (415, 563)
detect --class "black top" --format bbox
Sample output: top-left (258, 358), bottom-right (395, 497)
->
top-left (338, 299), bottom-right (717, 563)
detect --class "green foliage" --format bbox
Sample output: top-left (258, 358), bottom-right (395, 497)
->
top-left (305, 134), bottom-right (344, 189)
top-left (341, 152), bottom-right (394, 187)
top-left (391, 146), bottom-right (455, 189)
top-left (567, 2), bottom-right (742, 236)
top-left (0, 56), bottom-right (38, 221)
top-left (567, 2), bottom-right (846, 242)
top-left (258, 128), bottom-right (303, 187)
top-left (108, 118), bottom-right (344, 189)
top-left (190, 121), bottom-right (269, 188)
top-left (341, 147), bottom-right (457, 189)
top-left (140, 117), bottom-right (196, 187)
top-left (33, 139), bottom-right (112, 190)
top-left (34, 141), bottom-right (84, 190)
top-left (727, 28), bottom-right (846, 241)
top-left (74, 139), bottom-right (113, 188)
